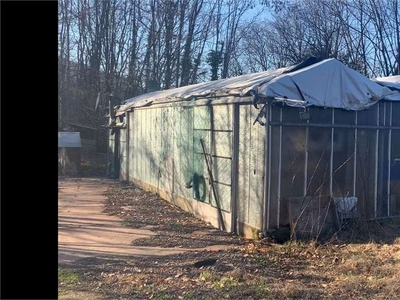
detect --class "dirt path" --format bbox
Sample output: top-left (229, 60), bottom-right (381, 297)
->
top-left (58, 178), bottom-right (232, 265)
top-left (59, 178), bottom-right (400, 300)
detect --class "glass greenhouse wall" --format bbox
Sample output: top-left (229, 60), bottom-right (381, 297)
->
top-left (266, 101), bottom-right (400, 237)
top-left (110, 99), bottom-right (400, 238)
top-left (120, 101), bottom-right (247, 233)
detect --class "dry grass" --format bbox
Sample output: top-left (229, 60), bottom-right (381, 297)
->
top-left (59, 231), bottom-right (400, 299)
top-left (59, 182), bottom-right (400, 299)
top-left (241, 238), bottom-right (400, 299)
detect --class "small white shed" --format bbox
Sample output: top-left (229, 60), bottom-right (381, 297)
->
top-left (58, 132), bottom-right (82, 176)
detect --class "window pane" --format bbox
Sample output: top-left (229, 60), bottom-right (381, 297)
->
top-left (332, 128), bottom-right (355, 199)
top-left (356, 129), bottom-right (377, 218)
top-left (390, 130), bottom-right (400, 215)
top-left (377, 130), bottom-right (390, 217)
top-left (271, 105), bottom-right (281, 122)
top-left (307, 128), bottom-right (331, 196)
top-left (269, 126), bottom-right (281, 227)
top-left (392, 102), bottom-right (400, 127)
top-left (309, 107), bottom-right (332, 124)
top-left (335, 109), bottom-right (355, 125)
top-left (281, 126), bottom-right (306, 199)
top-left (358, 106), bottom-right (378, 126)
top-left (282, 107), bottom-right (302, 122)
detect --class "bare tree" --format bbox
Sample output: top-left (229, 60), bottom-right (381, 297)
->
top-left (58, 0), bottom-right (400, 137)
top-left (220, 0), bottom-right (254, 78)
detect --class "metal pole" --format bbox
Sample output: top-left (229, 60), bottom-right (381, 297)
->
top-left (277, 107), bottom-right (283, 228)
top-left (266, 104), bottom-right (272, 231)
top-left (382, 103), bottom-right (386, 216)
top-left (383, 102), bottom-right (386, 125)
top-left (304, 125), bottom-right (309, 196)
top-left (330, 109), bottom-right (335, 195)
top-left (388, 102), bottom-right (392, 216)
top-left (231, 104), bottom-right (240, 234)
top-left (263, 103), bottom-right (271, 233)
top-left (353, 111), bottom-right (358, 197)
top-left (374, 105), bottom-right (380, 217)
top-left (126, 112), bottom-right (130, 182)
top-left (200, 138), bottom-right (226, 231)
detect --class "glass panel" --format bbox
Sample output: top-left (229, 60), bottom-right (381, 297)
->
top-left (309, 107), bottom-right (332, 124)
top-left (248, 117), bottom-right (265, 228)
top-left (269, 126), bottom-right (281, 228)
top-left (385, 102), bottom-right (392, 126)
top-left (193, 106), bottom-right (211, 129)
top-left (211, 131), bottom-right (232, 157)
top-left (306, 128), bottom-right (331, 196)
top-left (358, 106), bottom-right (378, 126)
top-left (238, 105), bottom-right (250, 225)
top-left (281, 126), bottom-right (306, 199)
top-left (211, 105), bottom-right (233, 130)
top-left (193, 129), bottom-right (210, 202)
top-left (271, 105), bottom-right (281, 122)
top-left (377, 130), bottom-right (389, 217)
top-left (335, 109), bottom-right (355, 125)
top-left (211, 157), bottom-right (231, 185)
top-left (379, 102), bottom-right (385, 126)
top-left (355, 129), bottom-right (377, 218)
top-left (280, 126), bottom-right (306, 227)
top-left (390, 130), bottom-right (400, 215)
top-left (392, 102), bottom-right (400, 127)
top-left (332, 129), bottom-right (355, 198)
top-left (210, 183), bottom-right (231, 212)
top-left (177, 107), bottom-right (194, 199)
top-left (282, 107), bottom-right (302, 122)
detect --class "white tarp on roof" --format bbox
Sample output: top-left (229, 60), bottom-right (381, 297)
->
top-left (259, 59), bottom-right (396, 110)
top-left (372, 75), bottom-right (400, 101)
top-left (117, 58), bottom-right (398, 113)
top-left (58, 132), bottom-right (82, 148)
top-left (373, 75), bottom-right (400, 90)
top-left (117, 67), bottom-right (288, 112)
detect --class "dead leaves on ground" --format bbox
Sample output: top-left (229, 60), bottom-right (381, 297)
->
top-left (60, 181), bottom-right (400, 299)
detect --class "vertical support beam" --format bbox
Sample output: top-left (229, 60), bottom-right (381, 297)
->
top-left (382, 103), bottom-right (387, 216)
top-left (231, 104), bottom-right (240, 234)
top-left (115, 129), bottom-right (120, 179)
top-left (383, 102), bottom-right (386, 125)
top-left (330, 109), bottom-right (335, 195)
top-left (106, 128), bottom-right (111, 178)
top-left (374, 104), bottom-right (380, 217)
top-left (261, 103), bottom-right (271, 235)
top-left (139, 110), bottom-right (143, 180)
top-left (247, 106), bottom-right (251, 223)
top-left (388, 102), bottom-right (392, 216)
top-left (304, 124), bottom-right (309, 196)
top-left (277, 107), bottom-right (283, 228)
top-left (353, 111), bottom-right (358, 197)
top-left (126, 111), bottom-right (130, 182)
top-left (265, 103), bottom-right (272, 231)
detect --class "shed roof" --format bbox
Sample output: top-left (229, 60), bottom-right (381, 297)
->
top-left (372, 75), bottom-right (400, 102)
top-left (117, 66), bottom-right (288, 111)
top-left (58, 132), bottom-right (82, 148)
top-left (373, 75), bottom-right (400, 90)
top-left (117, 58), bottom-right (400, 114)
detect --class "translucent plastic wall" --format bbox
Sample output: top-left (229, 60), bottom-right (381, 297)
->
top-left (266, 101), bottom-right (400, 230)
top-left (121, 100), bottom-right (267, 234)
top-left (127, 103), bottom-right (236, 214)
top-left (237, 105), bottom-right (266, 230)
